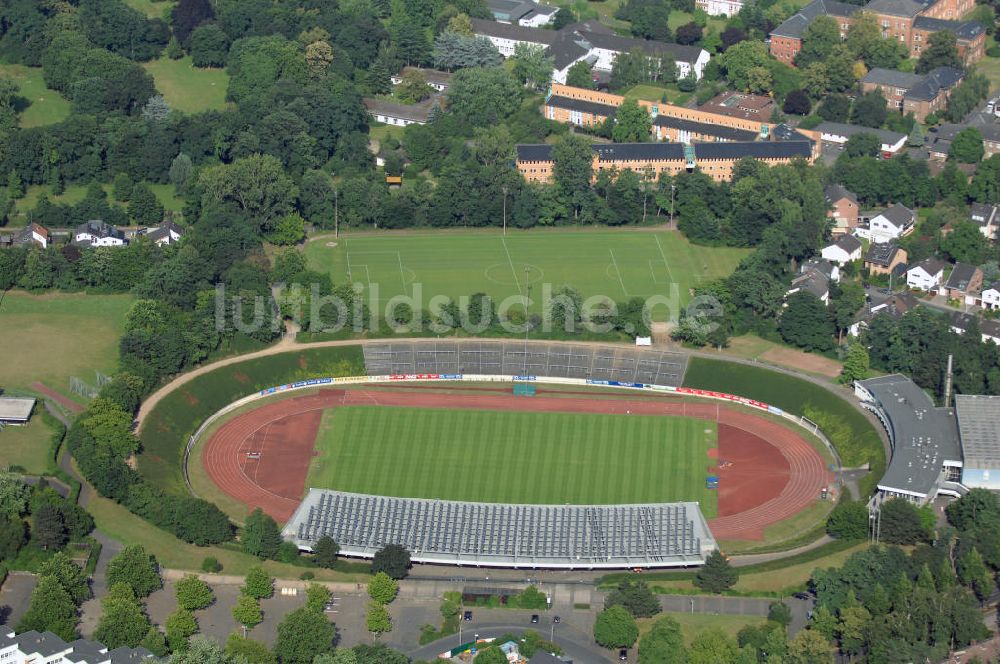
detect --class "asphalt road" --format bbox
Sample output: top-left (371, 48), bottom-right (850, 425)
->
top-left (408, 623), bottom-right (616, 663)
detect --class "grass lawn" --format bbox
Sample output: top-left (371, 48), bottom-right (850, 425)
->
top-left (0, 292), bottom-right (133, 399)
top-left (976, 42), bottom-right (1000, 92)
top-left (0, 63), bottom-right (70, 128)
top-left (303, 229), bottom-right (749, 318)
top-left (123, 0), bottom-right (175, 20)
top-left (623, 83), bottom-right (692, 106)
top-left (146, 183), bottom-right (185, 212)
top-left (0, 417), bottom-right (54, 474)
top-left (369, 124), bottom-right (406, 144)
top-left (143, 56), bottom-right (229, 114)
top-left (84, 478), bottom-right (368, 581)
top-left (307, 405), bottom-right (718, 512)
top-left (639, 612), bottom-right (766, 645)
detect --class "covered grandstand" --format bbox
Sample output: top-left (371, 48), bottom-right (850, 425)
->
top-left (284, 489), bottom-right (715, 568)
top-left (855, 375), bottom-right (962, 504)
top-left (363, 340), bottom-right (689, 386)
top-left (955, 395), bottom-right (1000, 490)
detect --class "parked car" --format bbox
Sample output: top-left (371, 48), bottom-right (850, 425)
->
top-left (463, 611), bottom-right (472, 621)
top-left (531, 614), bottom-right (539, 624)
top-left (619, 649), bottom-right (628, 660)
top-left (793, 592), bottom-right (811, 600)
top-left (553, 615), bottom-right (561, 624)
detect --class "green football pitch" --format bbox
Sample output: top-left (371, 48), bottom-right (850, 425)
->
top-left (305, 406), bottom-right (718, 515)
top-left (303, 230), bottom-right (749, 317)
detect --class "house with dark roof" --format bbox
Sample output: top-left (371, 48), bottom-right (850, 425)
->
top-left (785, 262), bottom-right (832, 305)
top-left (942, 262), bottom-right (983, 303)
top-left (141, 220), bottom-right (185, 247)
top-left (861, 203), bottom-right (916, 244)
top-left (471, 18), bottom-right (710, 84)
top-left (849, 290), bottom-right (920, 336)
top-left (862, 67), bottom-right (964, 122)
top-left (74, 220), bottom-right (127, 248)
top-left (486, 0), bottom-right (558, 26)
top-left (825, 184), bottom-right (860, 234)
top-left (906, 257), bottom-right (947, 290)
top-left (814, 121), bottom-right (907, 157)
top-left (864, 242), bottom-right (908, 275)
top-left (929, 122), bottom-right (1000, 162)
top-left (12, 222), bottom-right (50, 249)
top-left (822, 234), bottom-right (863, 265)
top-left (950, 311), bottom-right (1000, 345)
top-left (769, 0), bottom-right (983, 67)
top-left (363, 97), bottom-right (437, 126)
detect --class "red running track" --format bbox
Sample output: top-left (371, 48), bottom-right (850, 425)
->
top-left (201, 387), bottom-right (831, 541)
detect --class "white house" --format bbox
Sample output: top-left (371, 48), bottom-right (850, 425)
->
top-left (802, 257), bottom-right (840, 283)
top-left (142, 220), bottom-right (185, 247)
top-left (363, 97), bottom-right (436, 126)
top-left (13, 223), bottom-right (49, 249)
top-left (389, 67), bottom-right (452, 92)
top-left (951, 312), bottom-right (1000, 345)
top-left (982, 282), bottom-right (1000, 311)
top-left (695, 0), bottom-right (744, 16)
top-left (813, 122), bottom-right (908, 157)
top-left (0, 630), bottom-right (156, 664)
top-left (906, 258), bottom-right (947, 291)
top-left (74, 220), bottom-right (127, 247)
top-left (970, 203), bottom-right (998, 240)
top-left (785, 269), bottom-right (830, 305)
top-left (867, 203), bottom-right (916, 244)
top-left (821, 234), bottom-right (863, 265)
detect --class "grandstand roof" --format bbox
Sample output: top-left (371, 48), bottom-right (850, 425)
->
top-left (363, 340), bottom-right (689, 386)
top-left (955, 394), bottom-right (1000, 470)
top-left (283, 489), bottom-right (715, 568)
top-left (856, 375), bottom-right (961, 499)
top-left (0, 397), bottom-right (35, 422)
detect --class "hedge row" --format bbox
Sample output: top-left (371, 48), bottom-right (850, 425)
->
top-left (138, 346), bottom-right (366, 493)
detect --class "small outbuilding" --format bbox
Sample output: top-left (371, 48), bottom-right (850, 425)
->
top-left (0, 397), bottom-right (36, 425)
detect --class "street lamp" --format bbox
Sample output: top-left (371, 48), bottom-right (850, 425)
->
top-left (669, 184), bottom-right (676, 229)
top-left (502, 185), bottom-right (508, 236)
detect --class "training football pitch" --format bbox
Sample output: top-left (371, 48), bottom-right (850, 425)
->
top-left (303, 230), bottom-right (749, 316)
top-left (305, 405), bottom-right (718, 514)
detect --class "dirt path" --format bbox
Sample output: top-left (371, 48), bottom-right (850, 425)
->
top-left (30, 382), bottom-right (83, 413)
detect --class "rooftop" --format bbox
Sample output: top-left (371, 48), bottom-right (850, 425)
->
top-left (865, 0), bottom-right (934, 17)
top-left (912, 17), bottom-right (984, 41)
top-left (789, 269), bottom-right (830, 299)
top-left (770, 0), bottom-right (862, 39)
top-left (944, 262), bottom-right (981, 292)
top-left (865, 242), bottom-right (904, 267)
top-left (653, 114), bottom-right (760, 141)
top-left (393, 66), bottom-right (452, 87)
top-left (363, 97), bottom-right (436, 122)
top-left (831, 234), bottom-right (863, 253)
top-left (862, 68), bottom-right (924, 89)
top-left (857, 374), bottom-right (961, 499)
top-left (905, 67), bottom-right (964, 102)
top-left (876, 203), bottom-right (915, 228)
top-left (545, 94), bottom-right (616, 118)
top-left (909, 257), bottom-right (947, 276)
top-left (814, 121), bottom-right (907, 146)
top-left (955, 394), bottom-right (1000, 470)
top-left (825, 183), bottom-right (858, 205)
top-left (693, 140), bottom-right (813, 160)
top-left (700, 92), bottom-right (775, 120)
top-left (0, 397), bottom-right (36, 421)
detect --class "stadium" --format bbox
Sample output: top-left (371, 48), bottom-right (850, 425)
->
top-left (184, 341), bottom-right (836, 570)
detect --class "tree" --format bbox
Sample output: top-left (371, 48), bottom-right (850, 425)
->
top-left (306, 583), bottom-right (332, 613)
top-left (445, 66), bottom-right (521, 126)
top-left (128, 184), bottom-right (165, 226)
top-left (969, 154), bottom-right (1000, 203)
top-left (511, 43), bottom-right (554, 92)
top-left (783, 89), bottom-right (811, 115)
top-left (818, 94), bottom-right (850, 122)
top-left (688, 628), bottom-right (740, 664)
top-left (638, 616), bottom-right (686, 664)
top-left (676, 22), bottom-right (703, 46)
top-left (142, 95), bottom-right (171, 123)
top-left (949, 127), bottom-right (984, 163)
top-left (0, 514), bottom-right (25, 563)
top-left (170, 635), bottom-right (248, 663)
top-left (368, 572), bottom-right (398, 605)
top-left (695, 549), bottom-right (737, 593)
top-left (166, 608), bottom-right (198, 651)
top-left (38, 552), bottom-right (91, 603)
top-left (94, 583), bottom-right (151, 649)
top-left (274, 607), bottom-right (337, 664)
top-left (916, 29), bottom-right (962, 73)
top-left (839, 344), bottom-right (870, 384)
top-left (371, 544), bottom-right (411, 579)
top-left (366, 602), bottom-right (392, 636)
top-left (593, 605), bottom-right (639, 649)
top-left (942, 221), bottom-right (989, 264)
top-left (242, 566), bottom-right (274, 599)
top-left (786, 629), bottom-right (833, 664)
top-left (0, 472), bottom-right (30, 517)
top-left (232, 594), bottom-right (263, 629)
top-left (313, 536), bottom-right (340, 568)
top-left (395, 70), bottom-right (433, 104)
top-left (845, 133), bottom-right (881, 158)
top-left (779, 292), bottom-right (833, 352)
top-left (612, 99), bottom-right (651, 143)
top-left (604, 578), bottom-right (661, 618)
top-left (189, 23), bottom-right (230, 67)
top-left (796, 16), bottom-right (840, 67)
top-left (946, 488), bottom-right (1000, 530)
top-left (18, 575), bottom-right (79, 641)
top-left (471, 646), bottom-right (507, 664)
top-left (106, 545), bottom-right (161, 598)
top-left (175, 574), bottom-right (214, 611)
top-left (225, 634), bottom-right (275, 664)
top-left (767, 601), bottom-right (792, 626)
top-left (141, 628), bottom-right (168, 657)
top-left (446, 13), bottom-right (474, 35)
top-left (721, 41), bottom-right (771, 93)
top-left (114, 173), bottom-right (135, 201)
top-left (958, 547), bottom-right (994, 603)
top-left (199, 154), bottom-right (296, 232)
top-left (827, 500), bottom-right (870, 539)
top-left (850, 90), bottom-right (887, 128)
top-left (32, 504), bottom-right (68, 550)
top-left (171, 0), bottom-right (215, 47)
top-left (552, 133), bottom-right (594, 201)
top-left (566, 61), bottom-right (595, 89)
top-left (879, 498), bottom-right (929, 544)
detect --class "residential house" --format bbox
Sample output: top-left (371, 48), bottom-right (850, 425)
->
top-left (864, 242), bottom-right (908, 275)
top-left (74, 220), bottom-right (127, 247)
top-left (802, 257), bottom-right (840, 283)
top-left (699, 92), bottom-right (775, 121)
top-left (486, 0), bottom-right (558, 26)
top-left (363, 97), bottom-right (437, 126)
top-left (927, 122), bottom-right (1000, 161)
top-left (981, 281), bottom-right (1000, 310)
top-left (785, 268), bottom-right (831, 305)
top-left (850, 289), bottom-right (921, 336)
top-left (865, 203), bottom-right (916, 244)
top-left (696, 0), bottom-right (744, 16)
top-left (942, 262), bottom-right (984, 303)
top-left (389, 67), bottom-right (452, 92)
top-left (825, 184), bottom-right (860, 234)
top-left (769, 0), bottom-right (984, 67)
top-left (142, 220), bottom-right (185, 247)
top-left (0, 630), bottom-right (157, 664)
top-left (970, 203), bottom-right (998, 240)
top-left (470, 18), bottom-right (710, 83)
top-left (12, 222), bottom-right (50, 249)
top-left (950, 312), bottom-right (1000, 345)
top-left (906, 257), bottom-right (946, 291)
top-left (814, 122), bottom-right (908, 158)
top-left (861, 67), bottom-right (964, 123)
top-left (822, 234), bottom-right (863, 265)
